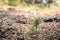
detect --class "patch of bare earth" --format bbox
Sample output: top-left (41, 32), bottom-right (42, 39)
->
top-left (0, 5), bottom-right (60, 40)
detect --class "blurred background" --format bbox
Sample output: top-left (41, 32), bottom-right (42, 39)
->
top-left (0, 0), bottom-right (60, 7)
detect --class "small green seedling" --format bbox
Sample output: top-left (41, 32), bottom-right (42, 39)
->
top-left (32, 16), bottom-right (40, 29)
top-left (28, 16), bottom-right (40, 33)
top-left (28, 26), bottom-right (35, 33)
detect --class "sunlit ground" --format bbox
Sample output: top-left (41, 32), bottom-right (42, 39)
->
top-left (0, 3), bottom-right (60, 18)
top-left (0, 2), bottom-right (60, 40)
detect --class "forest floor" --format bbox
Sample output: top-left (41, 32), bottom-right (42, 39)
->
top-left (0, 5), bottom-right (60, 18)
top-left (0, 5), bottom-right (60, 40)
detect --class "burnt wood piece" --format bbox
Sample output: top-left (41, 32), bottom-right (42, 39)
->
top-left (17, 37), bottom-right (24, 40)
top-left (43, 17), bottom-right (58, 22)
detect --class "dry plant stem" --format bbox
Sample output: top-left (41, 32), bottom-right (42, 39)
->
top-left (53, 20), bottom-right (57, 29)
top-left (35, 26), bottom-right (38, 40)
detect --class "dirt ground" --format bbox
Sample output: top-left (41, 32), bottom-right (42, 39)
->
top-left (0, 5), bottom-right (60, 17)
top-left (0, 5), bottom-right (60, 40)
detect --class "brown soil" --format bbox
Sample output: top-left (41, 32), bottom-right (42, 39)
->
top-left (0, 6), bottom-right (60, 40)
